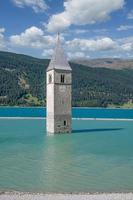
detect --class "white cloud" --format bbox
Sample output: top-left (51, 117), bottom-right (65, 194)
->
top-left (12, 0), bottom-right (47, 13)
top-left (113, 36), bottom-right (133, 52)
top-left (74, 29), bottom-right (89, 34)
top-left (121, 43), bottom-right (133, 51)
top-left (0, 27), bottom-right (7, 50)
top-left (117, 25), bottom-right (133, 31)
top-left (8, 27), bottom-right (133, 58)
top-left (47, 0), bottom-right (125, 32)
top-left (66, 36), bottom-right (133, 57)
top-left (127, 10), bottom-right (133, 19)
top-left (118, 36), bottom-right (133, 43)
top-left (47, 12), bottom-right (71, 33)
top-left (10, 26), bottom-right (55, 49)
top-left (67, 37), bottom-right (117, 52)
top-left (66, 35), bottom-right (133, 56)
top-left (0, 28), bottom-right (5, 33)
top-left (68, 51), bottom-right (87, 59)
top-left (67, 28), bottom-right (108, 36)
top-left (119, 37), bottom-right (133, 51)
top-left (42, 49), bottom-right (54, 57)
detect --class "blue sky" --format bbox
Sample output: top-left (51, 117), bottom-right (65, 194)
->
top-left (0, 0), bottom-right (133, 59)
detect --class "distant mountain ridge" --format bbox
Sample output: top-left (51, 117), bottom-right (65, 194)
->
top-left (72, 58), bottom-right (133, 69)
top-left (0, 51), bottom-right (133, 107)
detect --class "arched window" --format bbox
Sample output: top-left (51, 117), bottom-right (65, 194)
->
top-left (49, 74), bottom-right (52, 83)
top-left (61, 74), bottom-right (65, 83)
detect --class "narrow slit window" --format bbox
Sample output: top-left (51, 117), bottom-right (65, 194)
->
top-left (64, 120), bottom-right (67, 126)
top-left (61, 75), bottom-right (65, 83)
top-left (49, 74), bottom-right (52, 83)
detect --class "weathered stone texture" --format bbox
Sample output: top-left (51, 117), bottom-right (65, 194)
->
top-left (46, 36), bottom-right (72, 134)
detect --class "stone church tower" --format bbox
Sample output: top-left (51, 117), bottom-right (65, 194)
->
top-left (46, 35), bottom-right (72, 134)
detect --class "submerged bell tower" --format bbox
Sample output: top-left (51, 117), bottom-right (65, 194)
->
top-left (46, 35), bottom-right (72, 134)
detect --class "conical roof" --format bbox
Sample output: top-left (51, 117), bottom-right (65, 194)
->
top-left (47, 34), bottom-right (72, 71)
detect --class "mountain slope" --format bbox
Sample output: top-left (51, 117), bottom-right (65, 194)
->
top-left (72, 58), bottom-right (133, 69)
top-left (0, 51), bottom-right (133, 107)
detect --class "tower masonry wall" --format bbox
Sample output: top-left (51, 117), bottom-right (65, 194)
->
top-left (46, 69), bottom-right (72, 134)
top-left (46, 70), bottom-right (55, 133)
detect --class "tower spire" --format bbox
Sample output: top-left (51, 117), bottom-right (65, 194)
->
top-left (57, 32), bottom-right (60, 42)
top-left (57, 32), bottom-right (60, 46)
top-left (47, 33), bottom-right (72, 71)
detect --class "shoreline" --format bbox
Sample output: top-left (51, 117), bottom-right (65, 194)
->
top-left (1, 191), bottom-right (133, 194)
top-left (0, 117), bottom-right (133, 121)
top-left (0, 192), bottom-right (133, 200)
top-left (0, 106), bottom-right (133, 110)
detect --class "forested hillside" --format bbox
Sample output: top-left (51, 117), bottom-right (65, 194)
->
top-left (0, 51), bottom-right (133, 107)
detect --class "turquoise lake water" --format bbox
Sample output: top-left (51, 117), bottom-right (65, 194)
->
top-left (0, 107), bottom-right (133, 119)
top-left (0, 108), bottom-right (133, 193)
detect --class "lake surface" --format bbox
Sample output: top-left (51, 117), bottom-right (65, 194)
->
top-left (0, 107), bottom-right (133, 193)
top-left (0, 107), bottom-right (133, 119)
